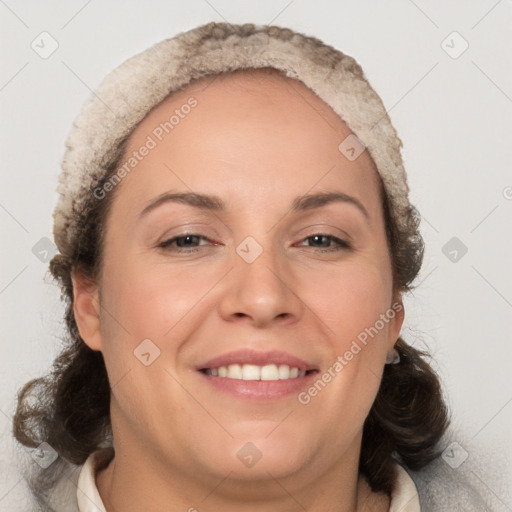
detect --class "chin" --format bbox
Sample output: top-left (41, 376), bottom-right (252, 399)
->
top-left (202, 427), bottom-right (316, 480)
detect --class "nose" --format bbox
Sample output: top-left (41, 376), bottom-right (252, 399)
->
top-left (217, 242), bottom-right (304, 327)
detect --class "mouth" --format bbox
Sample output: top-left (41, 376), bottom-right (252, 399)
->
top-left (196, 349), bottom-right (319, 401)
top-left (200, 364), bottom-right (316, 380)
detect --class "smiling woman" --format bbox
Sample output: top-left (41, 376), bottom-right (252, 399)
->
top-left (12, 21), bottom-right (481, 512)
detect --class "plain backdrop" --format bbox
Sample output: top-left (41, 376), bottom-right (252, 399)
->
top-left (1, 0), bottom-right (511, 507)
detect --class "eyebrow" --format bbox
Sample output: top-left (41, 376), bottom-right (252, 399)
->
top-left (139, 191), bottom-right (369, 220)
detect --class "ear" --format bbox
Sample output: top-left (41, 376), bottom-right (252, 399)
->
top-left (71, 271), bottom-right (103, 351)
top-left (388, 292), bottom-right (405, 347)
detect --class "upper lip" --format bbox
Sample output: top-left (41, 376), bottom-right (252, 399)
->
top-left (197, 349), bottom-right (318, 372)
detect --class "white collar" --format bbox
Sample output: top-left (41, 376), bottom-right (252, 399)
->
top-left (390, 464), bottom-right (421, 511)
top-left (77, 451), bottom-right (420, 511)
top-left (76, 450), bottom-right (109, 512)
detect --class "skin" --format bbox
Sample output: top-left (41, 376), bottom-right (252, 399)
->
top-left (73, 68), bottom-right (404, 512)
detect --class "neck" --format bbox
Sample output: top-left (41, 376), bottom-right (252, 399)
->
top-left (95, 438), bottom-right (390, 512)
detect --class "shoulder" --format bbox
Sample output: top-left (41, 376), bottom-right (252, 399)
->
top-left (0, 459), bottom-right (39, 512)
top-left (1, 445), bottom-right (81, 512)
top-left (6, 439), bottom-right (509, 512)
top-left (407, 457), bottom-right (488, 511)
top-left (404, 439), bottom-right (510, 512)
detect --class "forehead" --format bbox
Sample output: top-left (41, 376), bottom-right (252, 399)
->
top-left (175, 67), bottom-right (320, 99)
top-left (125, 66), bottom-right (378, 160)
top-left (117, 66), bottom-right (382, 213)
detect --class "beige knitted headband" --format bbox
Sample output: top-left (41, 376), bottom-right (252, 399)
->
top-left (53, 21), bottom-right (410, 256)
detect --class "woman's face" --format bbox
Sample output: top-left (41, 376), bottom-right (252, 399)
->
top-left (74, 69), bottom-right (403, 488)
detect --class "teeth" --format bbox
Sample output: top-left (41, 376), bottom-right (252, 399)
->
top-left (242, 364), bottom-right (260, 380)
top-left (227, 364), bottom-right (242, 379)
top-left (261, 364), bottom-right (278, 380)
top-left (204, 364), bottom-right (306, 380)
top-left (277, 364), bottom-right (288, 379)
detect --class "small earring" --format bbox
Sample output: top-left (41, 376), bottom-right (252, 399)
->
top-left (385, 347), bottom-right (400, 365)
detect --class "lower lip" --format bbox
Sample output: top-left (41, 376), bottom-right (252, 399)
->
top-left (197, 371), bottom-right (319, 401)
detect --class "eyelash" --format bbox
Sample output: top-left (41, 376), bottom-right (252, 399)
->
top-left (158, 233), bottom-right (351, 253)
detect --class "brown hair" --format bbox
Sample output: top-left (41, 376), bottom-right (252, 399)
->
top-left (13, 71), bottom-right (449, 504)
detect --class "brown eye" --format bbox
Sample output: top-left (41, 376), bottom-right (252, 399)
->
top-left (297, 234), bottom-right (351, 252)
top-left (159, 234), bottom-right (209, 252)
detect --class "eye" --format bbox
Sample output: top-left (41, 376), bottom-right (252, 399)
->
top-left (158, 234), bottom-right (211, 253)
top-left (157, 232), bottom-right (351, 254)
top-left (296, 233), bottom-right (351, 252)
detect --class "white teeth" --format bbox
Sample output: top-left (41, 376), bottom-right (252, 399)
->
top-left (242, 364), bottom-right (260, 380)
top-left (205, 363), bottom-right (306, 380)
top-left (261, 364), bottom-right (278, 380)
top-left (227, 364), bottom-right (242, 379)
top-left (278, 364), bottom-right (290, 379)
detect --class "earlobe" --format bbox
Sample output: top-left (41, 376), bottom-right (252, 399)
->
top-left (72, 271), bottom-right (103, 351)
top-left (390, 294), bottom-right (405, 344)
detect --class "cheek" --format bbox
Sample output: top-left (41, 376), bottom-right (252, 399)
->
top-left (99, 240), bottom-right (394, 346)
top-left (298, 260), bottom-right (394, 421)
top-left (303, 259), bottom-right (393, 342)
top-left (98, 252), bottom-right (221, 345)
top-left (96, 258), bottom-right (202, 419)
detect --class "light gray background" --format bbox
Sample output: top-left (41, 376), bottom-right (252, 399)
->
top-left (1, 0), bottom-right (511, 508)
